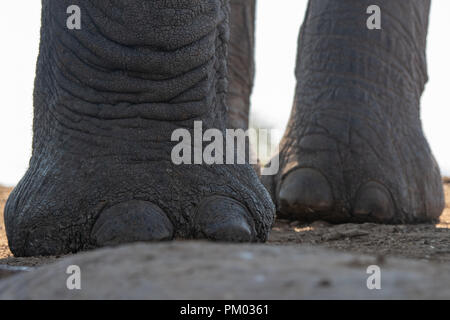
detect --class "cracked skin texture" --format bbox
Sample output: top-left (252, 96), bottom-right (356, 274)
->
top-left (3, 0), bottom-right (445, 257)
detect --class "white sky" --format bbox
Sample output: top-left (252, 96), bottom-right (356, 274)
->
top-left (0, 1), bottom-right (449, 186)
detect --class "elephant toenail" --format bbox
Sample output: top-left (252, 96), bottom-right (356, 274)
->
top-left (278, 168), bottom-right (334, 219)
top-left (353, 182), bottom-right (395, 222)
top-left (194, 196), bottom-right (255, 242)
top-left (91, 200), bottom-right (174, 247)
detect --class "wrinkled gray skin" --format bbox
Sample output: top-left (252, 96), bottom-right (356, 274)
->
top-left (5, 0), bottom-right (273, 256)
top-left (262, 0), bottom-right (444, 224)
top-left (4, 0), bottom-right (444, 257)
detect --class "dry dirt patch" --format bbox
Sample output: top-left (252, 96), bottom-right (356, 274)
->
top-left (0, 187), bottom-right (13, 262)
top-left (2, 242), bottom-right (450, 299)
top-left (1, 183), bottom-right (450, 267)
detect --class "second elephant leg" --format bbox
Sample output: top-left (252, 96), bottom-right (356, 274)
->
top-left (263, 0), bottom-right (444, 223)
top-left (226, 0), bottom-right (256, 130)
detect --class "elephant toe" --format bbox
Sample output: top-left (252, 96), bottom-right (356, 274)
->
top-left (278, 168), bottom-right (334, 220)
top-left (353, 182), bottom-right (395, 222)
top-left (91, 200), bottom-right (174, 247)
top-left (194, 196), bottom-right (255, 242)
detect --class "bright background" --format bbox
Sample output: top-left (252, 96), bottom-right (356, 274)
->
top-left (0, 1), bottom-right (449, 186)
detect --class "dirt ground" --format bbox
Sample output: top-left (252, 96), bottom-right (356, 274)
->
top-left (3, 241), bottom-right (450, 299)
top-left (1, 182), bottom-right (450, 269)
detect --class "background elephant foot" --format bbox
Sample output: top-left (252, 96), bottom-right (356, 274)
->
top-left (262, 105), bottom-right (445, 224)
top-left (260, 0), bottom-right (444, 225)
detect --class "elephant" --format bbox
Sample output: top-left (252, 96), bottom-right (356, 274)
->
top-left (4, 0), bottom-right (444, 257)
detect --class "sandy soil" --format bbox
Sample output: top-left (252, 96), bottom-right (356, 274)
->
top-left (1, 182), bottom-right (450, 268)
top-left (3, 242), bottom-right (450, 299)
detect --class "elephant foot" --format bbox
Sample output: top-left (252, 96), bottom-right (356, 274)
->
top-left (262, 110), bottom-right (444, 224)
top-left (260, 0), bottom-right (444, 224)
top-left (4, 0), bottom-right (275, 257)
top-left (5, 149), bottom-right (274, 256)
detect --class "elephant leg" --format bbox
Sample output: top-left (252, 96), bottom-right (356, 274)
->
top-left (4, 0), bottom-right (274, 257)
top-left (226, 0), bottom-right (256, 130)
top-left (262, 0), bottom-right (444, 223)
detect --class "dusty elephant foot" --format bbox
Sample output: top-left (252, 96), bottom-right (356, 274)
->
top-left (262, 98), bottom-right (445, 224)
top-left (5, 148), bottom-right (273, 257)
top-left (262, 0), bottom-right (444, 224)
top-left (263, 111), bottom-right (444, 224)
top-left (4, 0), bottom-right (274, 257)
